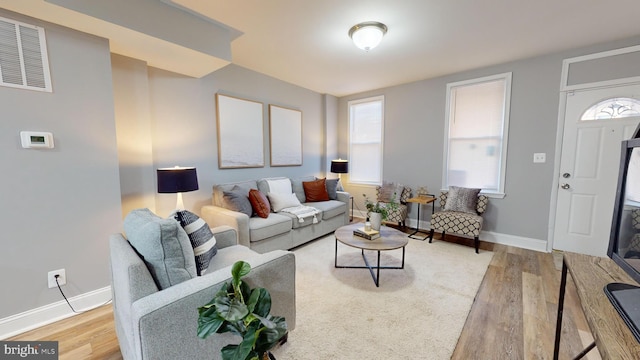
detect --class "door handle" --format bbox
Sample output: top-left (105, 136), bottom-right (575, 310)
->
top-left (560, 183), bottom-right (570, 189)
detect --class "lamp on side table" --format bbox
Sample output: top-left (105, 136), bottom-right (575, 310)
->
top-left (157, 166), bottom-right (199, 210)
top-left (331, 159), bottom-right (352, 221)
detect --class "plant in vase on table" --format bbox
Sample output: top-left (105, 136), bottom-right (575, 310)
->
top-left (362, 193), bottom-right (399, 230)
top-left (197, 261), bottom-right (287, 360)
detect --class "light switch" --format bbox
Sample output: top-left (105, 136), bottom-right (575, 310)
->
top-left (533, 153), bottom-right (546, 163)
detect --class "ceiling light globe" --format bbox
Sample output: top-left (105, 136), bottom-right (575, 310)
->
top-left (349, 22), bottom-right (387, 52)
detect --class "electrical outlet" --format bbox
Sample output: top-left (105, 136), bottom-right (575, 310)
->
top-left (48, 269), bottom-right (66, 289)
top-left (533, 153), bottom-right (546, 163)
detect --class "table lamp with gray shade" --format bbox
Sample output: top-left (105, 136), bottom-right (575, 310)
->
top-left (157, 166), bottom-right (199, 210)
top-left (330, 159), bottom-right (348, 190)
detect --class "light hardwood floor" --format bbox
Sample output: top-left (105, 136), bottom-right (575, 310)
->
top-left (9, 234), bottom-right (602, 359)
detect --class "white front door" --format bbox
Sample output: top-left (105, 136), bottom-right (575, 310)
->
top-left (553, 85), bottom-right (640, 256)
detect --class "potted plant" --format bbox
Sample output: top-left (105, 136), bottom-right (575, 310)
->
top-left (197, 261), bottom-right (288, 360)
top-left (363, 193), bottom-right (399, 230)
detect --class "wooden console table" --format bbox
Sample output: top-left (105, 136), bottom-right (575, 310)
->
top-left (553, 252), bottom-right (640, 359)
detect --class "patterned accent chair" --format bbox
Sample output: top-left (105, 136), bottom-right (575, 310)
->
top-left (375, 185), bottom-right (412, 227)
top-left (428, 190), bottom-right (489, 253)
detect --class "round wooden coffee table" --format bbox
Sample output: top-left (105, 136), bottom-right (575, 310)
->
top-left (334, 223), bottom-right (408, 287)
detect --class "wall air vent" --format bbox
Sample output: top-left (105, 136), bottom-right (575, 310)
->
top-left (0, 16), bottom-right (52, 92)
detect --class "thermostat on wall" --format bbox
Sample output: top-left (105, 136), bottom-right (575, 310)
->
top-left (20, 131), bottom-right (54, 149)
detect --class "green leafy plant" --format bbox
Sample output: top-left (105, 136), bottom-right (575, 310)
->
top-left (197, 261), bottom-right (287, 360)
top-left (362, 193), bottom-right (399, 221)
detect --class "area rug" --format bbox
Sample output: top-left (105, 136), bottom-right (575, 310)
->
top-left (271, 233), bottom-right (494, 360)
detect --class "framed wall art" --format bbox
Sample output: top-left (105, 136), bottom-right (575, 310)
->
top-left (216, 93), bottom-right (265, 168)
top-left (269, 104), bottom-right (302, 166)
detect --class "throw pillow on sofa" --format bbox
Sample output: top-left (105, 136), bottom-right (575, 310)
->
top-left (222, 185), bottom-right (253, 217)
top-left (248, 189), bottom-right (271, 218)
top-left (303, 178), bottom-right (330, 202)
top-left (123, 208), bottom-right (196, 290)
top-left (174, 210), bottom-right (218, 276)
top-left (265, 178), bottom-right (292, 195)
top-left (290, 176), bottom-right (315, 203)
top-left (325, 178), bottom-right (340, 200)
top-left (268, 192), bottom-right (301, 212)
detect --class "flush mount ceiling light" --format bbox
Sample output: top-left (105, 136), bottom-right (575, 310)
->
top-left (348, 21), bottom-right (387, 51)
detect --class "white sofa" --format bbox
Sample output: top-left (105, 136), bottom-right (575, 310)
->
top-left (201, 176), bottom-right (350, 253)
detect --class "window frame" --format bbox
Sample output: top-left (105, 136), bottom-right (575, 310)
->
top-left (348, 95), bottom-right (385, 186)
top-left (442, 72), bottom-right (512, 198)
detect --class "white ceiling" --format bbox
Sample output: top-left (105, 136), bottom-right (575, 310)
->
top-left (3, 0), bottom-right (640, 97)
top-left (172, 0), bottom-right (640, 96)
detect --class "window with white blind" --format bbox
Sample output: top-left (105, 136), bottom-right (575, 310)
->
top-left (349, 96), bottom-right (384, 185)
top-left (443, 73), bottom-right (512, 197)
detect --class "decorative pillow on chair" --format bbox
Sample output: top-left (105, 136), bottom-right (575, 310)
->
top-left (379, 181), bottom-right (403, 203)
top-left (378, 181), bottom-right (395, 202)
top-left (222, 186), bottom-right (253, 217)
top-left (392, 183), bottom-right (404, 203)
top-left (248, 189), bottom-right (271, 218)
top-left (174, 210), bottom-right (217, 276)
top-left (123, 208), bottom-right (196, 290)
top-left (268, 192), bottom-right (301, 212)
top-left (444, 186), bottom-right (481, 214)
top-left (303, 178), bottom-right (330, 202)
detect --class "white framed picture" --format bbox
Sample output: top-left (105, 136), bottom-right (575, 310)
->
top-left (216, 93), bottom-right (265, 168)
top-left (269, 104), bottom-right (302, 166)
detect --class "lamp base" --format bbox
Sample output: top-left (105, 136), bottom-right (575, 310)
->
top-left (176, 192), bottom-right (185, 210)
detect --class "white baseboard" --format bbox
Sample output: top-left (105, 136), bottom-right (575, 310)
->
top-left (0, 286), bottom-right (112, 340)
top-left (479, 231), bottom-right (548, 252)
top-left (355, 211), bottom-right (549, 252)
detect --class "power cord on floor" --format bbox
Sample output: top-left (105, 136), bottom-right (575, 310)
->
top-left (55, 275), bottom-right (112, 314)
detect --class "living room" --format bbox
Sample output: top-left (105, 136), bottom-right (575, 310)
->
top-left (2, 1), bottom-right (640, 358)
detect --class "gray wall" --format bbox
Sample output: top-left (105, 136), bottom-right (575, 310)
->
top-left (112, 54), bottom-right (156, 217)
top-left (113, 62), bottom-right (329, 218)
top-left (339, 36), bottom-right (640, 242)
top-left (323, 94), bottom-right (339, 176)
top-left (0, 10), bottom-right (121, 318)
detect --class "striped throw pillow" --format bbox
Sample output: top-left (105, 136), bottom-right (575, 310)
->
top-left (175, 210), bottom-right (217, 275)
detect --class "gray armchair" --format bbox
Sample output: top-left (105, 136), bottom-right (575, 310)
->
top-left (109, 212), bottom-right (296, 360)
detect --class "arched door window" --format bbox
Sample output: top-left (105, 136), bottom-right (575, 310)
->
top-left (581, 97), bottom-right (640, 121)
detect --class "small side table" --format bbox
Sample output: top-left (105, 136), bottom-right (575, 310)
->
top-left (406, 195), bottom-right (436, 240)
top-left (349, 196), bottom-right (354, 222)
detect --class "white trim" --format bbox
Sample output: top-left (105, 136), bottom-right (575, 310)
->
top-left (560, 44), bottom-right (640, 92)
top-left (442, 72), bottom-right (512, 194)
top-left (547, 91), bottom-right (568, 253)
top-left (553, 46), bottom-right (640, 251)
top-left (0, 286), bottom-right (111, 340)
top-left (479, 231), bottom-right (548, 253)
